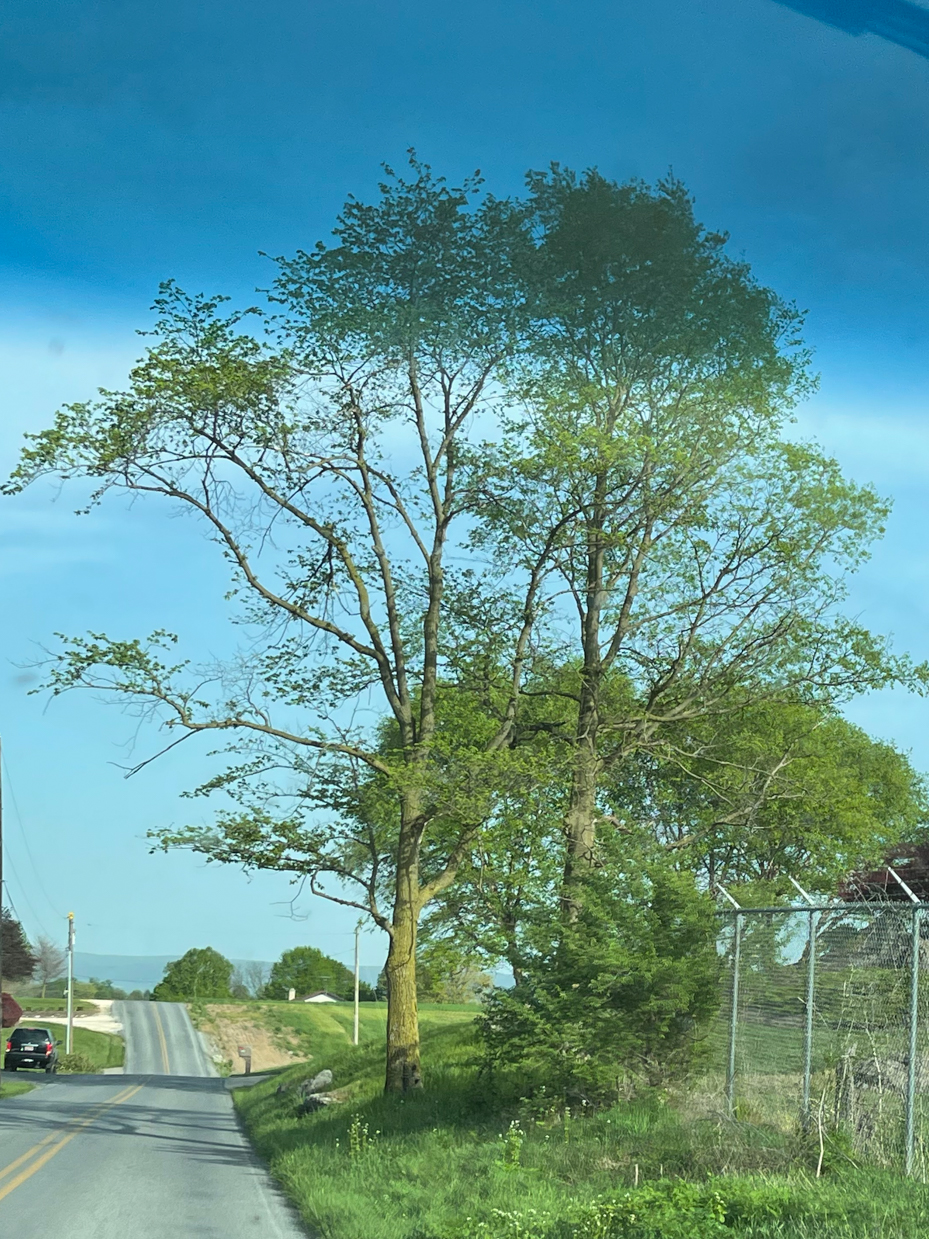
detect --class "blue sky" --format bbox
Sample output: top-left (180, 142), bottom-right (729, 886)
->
top-left (2, 0), bottom-right (929, 972)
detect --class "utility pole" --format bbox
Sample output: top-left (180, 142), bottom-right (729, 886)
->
top-left (353, 921), bottom-right (361, 1047)
top-left (66, 912), bottom-right (75, 1054)
top-left (0, 734), bottom-right (5, 1090)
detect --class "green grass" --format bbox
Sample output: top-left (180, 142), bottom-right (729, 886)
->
top-left (0, 1079), bottom-right (36, 1099)
top-left (189, 998), bottom-right (473, 1069)
top-left (2, 1020), bottom-right (124, 1072)
top-left (10, 997), bottom-right (98, 1016)
top-left (233, 1010), bottom-right (929, 1239)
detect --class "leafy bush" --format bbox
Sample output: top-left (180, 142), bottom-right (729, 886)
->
top-left (57, 1052), bottom-right (96, 1073)
top-left (480, 863), bottom-right (720, 1103)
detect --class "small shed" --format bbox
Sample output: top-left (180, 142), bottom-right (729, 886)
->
top-left (299, 991), bottom-right (342, 1003)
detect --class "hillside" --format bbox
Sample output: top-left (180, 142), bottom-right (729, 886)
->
top-left (189, 999), bottom-right (475, 1075)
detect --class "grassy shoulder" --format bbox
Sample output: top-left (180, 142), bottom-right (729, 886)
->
top-left (0, 1079), bottom-right (36, 1099)
top-left (234, 1013), bottom-right (929, 1239)
top-left (46, 1021), bottom-right (125, 1070)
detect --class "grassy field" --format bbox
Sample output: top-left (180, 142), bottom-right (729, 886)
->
top-left (233, 1007), bottom-right (929, 1239)
top-left (2, 1020), bottom-right (125, 1072)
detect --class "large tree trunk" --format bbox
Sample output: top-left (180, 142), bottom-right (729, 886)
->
top-left (384, 906), bottom-right (421, 1092)
top-left (384, 802), bottom-right (424, 1092)
top-left (561, 683), bottom-right (601, 920)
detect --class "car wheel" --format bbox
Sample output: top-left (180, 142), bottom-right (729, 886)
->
top-left (45, 1065), bottom-right (54, 1073)
top-left (5, 1065), bottom-right (16, 1072)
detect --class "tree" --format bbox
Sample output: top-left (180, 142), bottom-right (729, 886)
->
top-left (0, 909), bottom-right (36, 986)
top-left (9, 160), bottom-right (921, 1098)
top-left (608, 702), bottom-right (929, 896)
top-left (421, 693), bottom-right (928, 1009)
top-left (479, 168), bottom-right (921, 920)
top-left (152, 947), bottom-right (233, 1001)
top-left (415, 936), bottom-right (492, 1003)
top-left (32, 935), bottom-right (67, 998)
top-left (231, 960), bottom-right (270, 998)
top-left (6, 159), bottom-right (542, 1092)
top-left (263, 946), bottom-right (354, 1000)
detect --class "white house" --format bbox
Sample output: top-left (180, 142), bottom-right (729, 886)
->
top-left (299, 990), bottom-right (342, 1003)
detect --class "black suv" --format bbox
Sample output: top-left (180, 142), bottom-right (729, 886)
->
top-left (4, 1027), bottom-right (60, 1073)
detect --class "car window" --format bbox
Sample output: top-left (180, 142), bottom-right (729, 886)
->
top-left (10, 1028), bottom-right (52, 1044)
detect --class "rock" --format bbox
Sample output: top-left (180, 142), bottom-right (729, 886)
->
top-left (277, 1068), bottom-right (335, 1110)
top-left (303, 1069), bottom-right (333, 1095)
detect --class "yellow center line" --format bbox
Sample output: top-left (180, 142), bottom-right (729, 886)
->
top-left (0, 1129), bottom-right (66, 1184)
top-left (0, 1081), bottom-right (146, 1204)
top-left (151, 1004), bottom-right (171, 1074)
top-left (0, 1081), bottom-right (139, 1183)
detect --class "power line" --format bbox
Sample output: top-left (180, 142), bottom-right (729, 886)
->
top-left (0, 880), bottom-right (33, 940)
top-left (1, 851), bottom-right (54, 943)
top-left (1, 750), bottom-right (66, 922)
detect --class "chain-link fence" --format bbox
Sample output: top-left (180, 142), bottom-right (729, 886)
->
top-left (704, 900), bottom-right (929, 1176)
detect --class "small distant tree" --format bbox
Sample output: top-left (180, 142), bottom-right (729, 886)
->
top-left (1, 908), bottom-right (36, 987)
top-left (264, 946), bottom-right (354, 1000)
top-left (229, 963), bottom-right (271, 999)
top-left (240, 960), bottom-right (271, 997)
top-left (416, 939), bottom-right (492, 1003)
top-left (88, 977), bottom-right (128, 999)
top-left (152, 947), bottom-right (233, 1001)
top-left (32, 934), bottom-right (67, 998)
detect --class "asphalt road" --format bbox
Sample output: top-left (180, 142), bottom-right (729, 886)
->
top-left (119, 999), bottom-right (216, 1075)
top-left (0, 1002), bottom-right (306, 1237)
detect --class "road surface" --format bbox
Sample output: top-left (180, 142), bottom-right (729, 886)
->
top-left (119, 999), bottom-right (216, 1075)
top-left (0, 1001), bottom-right (306, 1237)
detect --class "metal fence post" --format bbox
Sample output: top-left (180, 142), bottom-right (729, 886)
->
top-left (802, 909), bottom-right (818, 1129)
top-left (887, 867), bottom-right (921, 1177)
top-left (726, 908), bottom-right (742, 1119)
top-left (907, 904), bottom-right (922, 1177)
top-left (788, 876), bottom-right (818, 1131)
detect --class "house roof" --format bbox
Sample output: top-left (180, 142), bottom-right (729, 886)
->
top-left (299, 990), bottom-right (342, 1002)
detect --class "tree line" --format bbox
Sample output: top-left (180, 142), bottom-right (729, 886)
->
top-left (151, 944), bottom-right (377, 1002)
top-left (6, 157), bottom-right (927, 1097)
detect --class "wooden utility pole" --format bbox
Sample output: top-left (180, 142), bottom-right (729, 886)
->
top-left (66, 912), bottom-right (75, 1054)
top-left (0, 734), bottom-right (4, 1090)
top-left (353, 922), bottom-right (361, 1047)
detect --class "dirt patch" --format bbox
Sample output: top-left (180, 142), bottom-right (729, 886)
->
top-left (194, 1004), bottom-right (307, 1073)
top-left (14, 1000), bottom-right (123, 1037)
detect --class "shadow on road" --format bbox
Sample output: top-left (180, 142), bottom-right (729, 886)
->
top-left (0, 1075), bottom-right (261, 1172)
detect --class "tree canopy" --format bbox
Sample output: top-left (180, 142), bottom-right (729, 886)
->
top-left (152, 947), bottom-right (233, 1001)
top-left (1, 909), bottom-right (36, 986)
top-left (264, 946), bottom-right (355, 1000)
